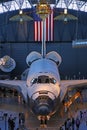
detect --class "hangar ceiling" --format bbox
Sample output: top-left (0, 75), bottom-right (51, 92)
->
top-left (0, 0), bottom-right (87, 42)
top-left (0, 0), bottom-right (87, 13)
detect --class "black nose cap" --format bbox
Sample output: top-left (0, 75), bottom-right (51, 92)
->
top-left (39, 106), bottom-right (49, 115)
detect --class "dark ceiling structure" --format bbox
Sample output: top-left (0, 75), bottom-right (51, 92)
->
top-left (0, 0), bottom-right (55, 4)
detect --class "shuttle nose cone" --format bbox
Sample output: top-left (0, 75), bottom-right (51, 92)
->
top-left (39, 106), bottom-right (49, 115)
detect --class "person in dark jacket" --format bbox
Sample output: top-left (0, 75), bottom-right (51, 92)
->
top-left (71, 117), bottom-right (75, 130)
top-left (10, 119), bottom-right (15, 130)
top-left (76, 118), bottom-right (80, 130)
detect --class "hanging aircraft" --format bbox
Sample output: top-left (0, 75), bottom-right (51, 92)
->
top-left (9, 9), bottom-right (33, 22)
top-left (54, 8), bottom-right (78, 22)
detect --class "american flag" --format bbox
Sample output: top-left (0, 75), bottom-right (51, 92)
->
top-left (34, 10), bottom-right (54, 41)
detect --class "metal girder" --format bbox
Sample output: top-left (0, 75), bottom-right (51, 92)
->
top-left (0, 0), bottom-right (13, 3)
top-left (76, 0), bottom-right (86, 10)
top-left (2, 1), bottom-right (12, 11)
top-left (64, 0), bottom-right (73, 7)
top-left (28, 0), bottom-right (56, 4)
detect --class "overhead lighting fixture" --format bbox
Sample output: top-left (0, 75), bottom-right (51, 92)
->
top-left (19, 9), bottom-right (23, 15)
top-left (64, 8), bottom-right (67, 15)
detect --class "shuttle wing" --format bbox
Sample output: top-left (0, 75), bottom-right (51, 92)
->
top-left (60, 79), bottom-right (87, 102)
top-left (0, 80), bottom-right (28, 102)
top-left (0, 79), bottom-right (87, 104)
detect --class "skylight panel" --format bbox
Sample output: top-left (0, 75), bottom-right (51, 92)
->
top-left (76, 0), bottom-right (85, 10)
top-left (56, 0), bottom-right (87, 12)
top-left (0, 0), bottom-right (32, 13)
top-left (2, 1), bottom-right (11, 11)
top-left (21, 0), bottom-right (32, 9)
top-left (68, 0), bottom-right (78, 10)
top-left (84, 6), bottom-right (87, 12)
top-left (56, 0), bottom-right (66, 8)
top-left (10, 1), bottom-right (19, 11)
top-left (80, 2), bottom-right (87, 12)
top-left (0, 4), bottom-right (4, 13)
top-left (2, 4), bottom-right (8, 12)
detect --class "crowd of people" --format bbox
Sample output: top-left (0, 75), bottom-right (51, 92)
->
top-left (0, 111), bottom-right (25, 130)
top-left (8, 112), bottom-right (25, 130)
top-left (59, 109), bottom-right (87, 130)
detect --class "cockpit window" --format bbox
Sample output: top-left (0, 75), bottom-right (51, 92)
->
top-left (31, 78), bottom-right (37, 84)
top-left (31, 75), bottom-right (56, 85)
top-left (50, 78), bottom-right (56, 84)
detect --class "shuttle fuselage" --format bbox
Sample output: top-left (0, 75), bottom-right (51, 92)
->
top-left (26, 58), bottom-right (61, 119)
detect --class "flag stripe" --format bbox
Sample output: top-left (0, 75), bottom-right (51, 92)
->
top-left (38, 21), bottom-right (40, 41)
top-left (40, 22), bottom-right (42, 41)
top-left (34, 10), bottom-right (54, 41)
top-left (48, 14), bottom-right (50, 41)
top-left (46, 17), bottom-right (48, 41)
top-left (51, 10), bottom-right (54, 41)
top-left (34, 21), bottom-right (37, 41)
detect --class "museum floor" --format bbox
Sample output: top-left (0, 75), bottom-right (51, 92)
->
top-left (0, 90), bottom-right (87, 130)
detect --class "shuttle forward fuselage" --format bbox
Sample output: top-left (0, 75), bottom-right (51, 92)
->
top-left (27, 58), bottom-right (61, 119)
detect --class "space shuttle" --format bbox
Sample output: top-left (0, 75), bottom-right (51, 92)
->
top-left (26, 51), bottom-right (61, 118)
